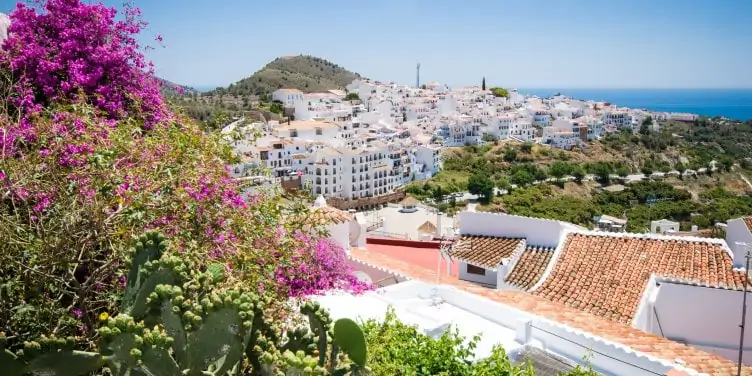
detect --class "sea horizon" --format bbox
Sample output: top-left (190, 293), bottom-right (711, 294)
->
top-left (516, 88), bottom-right (752, 121)
top-left (185, 84), bottom-right (752, 122)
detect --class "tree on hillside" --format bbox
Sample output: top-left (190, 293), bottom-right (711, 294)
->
top-left (593, 163), bottom-right (611, 184)
top-left (468, 173), bottom-right (495, 203)
top-left (616, 166), bottom-right (630, 180)
top-left (571, 166), bottom-right (586, 183)
top-left (489, 87), bottom-right (509, 98)
top-left (549, 161), bottom-right (572, 182)
top-left (503, 148), bottom-right (517, 162)
top-left (641, 165), bottom-right (654, 179)
top-left (510, 170), bottom-right (535, 187)
top-left (345, 92), bottom-right (359, 101)
top-left (675, 162), bottom-right (686, 179)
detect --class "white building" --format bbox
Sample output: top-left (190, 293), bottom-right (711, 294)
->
top-left (302, 142), bottom-right (399, 200)
top-left (449, 211), bottom-right (752, 367)
top-left (273, 120), bottom-right (342, 142)
top-left (414, 145), bottom-right (441, 178)
top-left (272, 88), bottom-right (304, 107)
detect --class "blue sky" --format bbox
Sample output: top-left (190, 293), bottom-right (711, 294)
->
top-left (1, 0), bottom-right (751, 89)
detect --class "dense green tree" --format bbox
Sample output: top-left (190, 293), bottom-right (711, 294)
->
top-left (571, 166), bottom-right (586, 183)
top-left (616, 166), bottom-right (630, 179)
top-left (489, 87), bottom-right (509, 98)
top-left (467, 173), bottom-right (495, 202)
top-left (503, 148), bottom-right (517, 162)
top-left (345, 92), bottom-right (360, 101)
top-left (641, 165), bottom-right (654, 178)
top-left (549, 161), bottom-right (572, 181)
top-left (482, 76), bottom-right (486, 90)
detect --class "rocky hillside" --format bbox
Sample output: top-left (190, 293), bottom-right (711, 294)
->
top-left (211, 55), bottom-right (362, 96)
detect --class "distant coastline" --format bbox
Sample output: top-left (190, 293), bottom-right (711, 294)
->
top-left (517, 88), bottom-right (752, 121)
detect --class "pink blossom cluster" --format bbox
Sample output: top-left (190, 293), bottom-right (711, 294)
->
top-left (0, 0), bottom-right (169, 145)
top-left (0, 0), bottom-right (372, 308)
top-left (274, 231), bottom-right (373, 297)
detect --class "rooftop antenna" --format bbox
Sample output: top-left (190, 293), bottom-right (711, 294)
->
top-left (436, 232), bottom-right (455, 284)
top-left (736, 241), bottom-right (751, 376)
top-left (416, 63), bottom-right (421, 88)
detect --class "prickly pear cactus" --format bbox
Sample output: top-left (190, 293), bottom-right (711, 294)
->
top-left (4, 231), bottom-right (373, 376)
top-left (0, 332), bottom-right (104, 376)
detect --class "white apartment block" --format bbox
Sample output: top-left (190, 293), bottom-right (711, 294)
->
top-left (509, 116), bottom-right (535, 141)
top-left (414, 145), bottom-right (441, 178)
top-left (271, 88), bottom-right (304, 106)
top-left (602, 110), bottom-right (633, 128)
top-left (302, 143), bottom-right (399, 200)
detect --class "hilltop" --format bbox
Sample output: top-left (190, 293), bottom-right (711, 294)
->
top-left (168, 55), bottom-right (362, 128)
top-left (211, 55), bottom-right (362, 96)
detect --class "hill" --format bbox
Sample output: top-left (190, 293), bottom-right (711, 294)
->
top-left (155, 77), bottom-right (197, 96)
top-left (211, 55), bottom-right (362, 97)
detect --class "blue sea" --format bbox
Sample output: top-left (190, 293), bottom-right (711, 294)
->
top-left (517, 88), bottom-right (752, 122)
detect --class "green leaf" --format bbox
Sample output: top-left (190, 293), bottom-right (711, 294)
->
top-left (122, 233), bottom-right (167, 313)
top-left (138, 347), bottom-right (180, 376)
top-left (27, 350), bottom-right (103, 376)
top-left (160, 300), bottom-right (187, 366)
top-left (127, 268), bottom-right (176, 318)
top-left (333, 318), bottom-right (367, 368)
top-left (0, 349), bottom-right (25, 376)
top-left (103, 333), bottom-right (139, 374)
top-left (186, 308), bottom-right (244, 374)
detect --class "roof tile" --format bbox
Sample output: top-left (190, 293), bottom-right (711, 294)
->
top-left (349, 246), bottom-right (752, 375)
top-left (505, 246), bottom-right (555, 290)
top-left (744, 217), bottom-right (752, 234)
top-left (533, 233), bottom-right (747, 325)
top-left (450, 235), bottom-right (524, 269)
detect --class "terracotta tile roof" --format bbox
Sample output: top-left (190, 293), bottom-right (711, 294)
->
top-left (400, 196), bottom-right (420, 206)
top-left (450, 235), bottom-right (524, 269)
top-left (313, 206), bottom-right (352, 225)
top-left (299, 206), bottom-right (352, 227)
top-left (348, 246), bottom-right (752, 376)
top-left (417, 221), bottom-right (437, 234)
top-left (533, 233), bottom-right (747, 325)
top-left (744, 217), bottom-right (752, 233)
top-left (505, 246), bottom-right (555, 290)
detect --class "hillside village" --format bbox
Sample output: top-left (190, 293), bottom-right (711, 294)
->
top-left (213, 76), bottom-right (752, 375)
top-left (3, 0), bottom-right (752, 373)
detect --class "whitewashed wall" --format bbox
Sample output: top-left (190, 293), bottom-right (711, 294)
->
top-left (458, 262), bottom-right (498, 287)
top-left (346, 258), bottom-right (408, 287)
top-left (726, 218), bottom-right (752, 267)
top-left (650, 281), bottom-right (752, 365)
top-left (435, 285), bottom-right (683, 376)
top-left (327, 221), bottom-right (350, 252)
top-left (458, 212), bottom-right (563, 248)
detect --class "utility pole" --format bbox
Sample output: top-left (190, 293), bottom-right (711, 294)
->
top-left (737, 242), bottom-right (751, 376)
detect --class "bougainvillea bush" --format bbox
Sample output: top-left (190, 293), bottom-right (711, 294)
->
top-left (0, 0), bottom-right (367, 350)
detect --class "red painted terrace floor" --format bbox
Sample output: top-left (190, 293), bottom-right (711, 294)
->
top-left (363, 240), bottom-right (458, 278)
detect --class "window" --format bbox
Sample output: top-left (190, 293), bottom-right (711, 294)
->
top-left (315, 127), bottom-right (323, 135)
top-left (290, 130), bottom-right (298, 137)
top-left (466, 264), bottom-right (486, 276)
